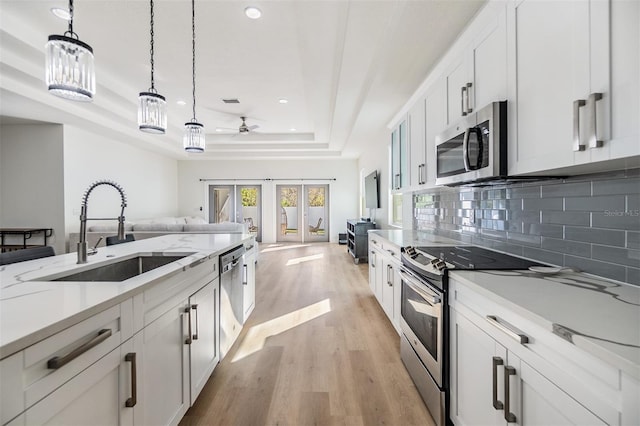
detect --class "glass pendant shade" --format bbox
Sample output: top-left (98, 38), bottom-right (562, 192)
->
top-left (183, 121), bottom-right (205, 153)
top-left (138, 92), bottom-right (167, 133)
top-left (45, 34), bottom-right (95, 101)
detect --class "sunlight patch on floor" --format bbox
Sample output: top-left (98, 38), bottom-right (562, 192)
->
top-left (285, 253), bottom-right (324, 266)
top-left (231, 298), bottom-right (332, 363)
top-left (261, 244), bottom-right (311, 253)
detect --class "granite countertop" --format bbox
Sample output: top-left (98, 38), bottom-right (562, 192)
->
top-left (0, 233), bottom-right (251, 359)
top-left (368, 229), bottom-right (461, 248)
top-left (449, 269), bottom-right (640, 380)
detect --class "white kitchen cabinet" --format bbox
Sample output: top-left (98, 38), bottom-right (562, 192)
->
top-left (424, 78), bottom-right (448, 187)
top-left (368, 243), bottom-right (382, 297)
top-left (409, 98), bottom-right (426, 187)
top-left (367, 234), bottom-right (401, 333)
top-left (242, 242), bottom-right (257, 324)
top-left (188, 280), bottom-right (219, 403)
top-left (390, 119), bottom-right (408, 190)
top-left (450, 308), bottom-right (604, 426)
top-left (506, 0), bottom-right (623, 175)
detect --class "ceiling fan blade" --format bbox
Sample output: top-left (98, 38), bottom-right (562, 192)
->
top-left (248, 124), bottom-right (259, 131)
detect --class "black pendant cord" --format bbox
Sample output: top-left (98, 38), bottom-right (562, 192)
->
top-left (149, 0), bottom-right (156, 93)
top-left (65, 0), bottom-right (78, 39)
top-left (191, 0), bottom-right (197, 121)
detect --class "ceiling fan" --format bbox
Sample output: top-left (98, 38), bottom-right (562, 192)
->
top-left (238, 116), bottom-right (259, 134)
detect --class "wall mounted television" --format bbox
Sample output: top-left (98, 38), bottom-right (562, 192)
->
top-left (364, 170), bottom-right (379, 209)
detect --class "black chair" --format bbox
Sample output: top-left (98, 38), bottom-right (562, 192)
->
top-left (106, 234), bottom-right (135, 246)
top-left (0, 246), bottom-right (55, 265)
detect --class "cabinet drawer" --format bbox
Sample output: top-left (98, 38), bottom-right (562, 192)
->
top-left (21, 304), bottom-right (124, 411)
top-left (368, 236), bottom-right (401, 261)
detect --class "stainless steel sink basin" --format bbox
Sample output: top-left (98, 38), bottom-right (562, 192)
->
top-left (44, 254), bottom-right (193, 282)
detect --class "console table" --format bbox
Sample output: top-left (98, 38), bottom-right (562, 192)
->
top-left (0, 228), bottom-right (53, 252)
top-left (346, 220), bottom-right (375, 263)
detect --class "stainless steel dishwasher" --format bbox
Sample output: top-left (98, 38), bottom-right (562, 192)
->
top-left (219, 245), bottom-right (245, 358)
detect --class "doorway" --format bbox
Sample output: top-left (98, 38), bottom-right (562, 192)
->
top-left (208, 184), bottom-right (262, 242)
top-left (277, 184), bottom-right (329, 243)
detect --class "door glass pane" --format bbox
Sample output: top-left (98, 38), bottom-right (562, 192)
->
top-left (240, 186), bottom-right (261, 241)
top-left (401, 282), bottom-right (439, 361)
top-left (280, 187), bottom-right (299, 236)
top-left (209, 186), bottom-right (234, 223)
top-left (307, 187), bottom-right (325, 236)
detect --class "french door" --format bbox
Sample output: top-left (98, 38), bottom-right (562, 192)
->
top-left (208, 184), bottom-right (262, 242)
top-left (277, 184), bottom-right (329, 243)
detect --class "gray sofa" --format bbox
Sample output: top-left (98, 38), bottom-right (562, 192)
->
top-left (68, 216), bottom-right (248, 252)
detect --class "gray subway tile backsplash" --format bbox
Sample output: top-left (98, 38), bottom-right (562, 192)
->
top-left (414, 169), bottom-right (640, 286)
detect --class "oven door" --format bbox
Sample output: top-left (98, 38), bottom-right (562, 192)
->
top-left (399, 267), bottom-right (443, 387)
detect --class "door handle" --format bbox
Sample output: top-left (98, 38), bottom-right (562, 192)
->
top-left (184, 307), bottom-right (192, 345)
top-left (465, 82), bottom-right (473, 114)
top-left (191, 304), bottom-right (199, 340)
top-left (492, 357), bottom-right (504, 410)
top-left (573, 99), bottom-right (586, 151)
top-left (387, 264), bottom-right (393, 286)
top-left (587, 92), bottom-right (603, 149)
top-left (125, 352), bottom-right (137, 407)
top-left (504, 365), bottom-right (517, 423)
top-left (370, 252), bottom-right (375, 267)
top-left (243, 264), bottom-right (248, 285)
top-left (461, 85), bottom-right (467, 117)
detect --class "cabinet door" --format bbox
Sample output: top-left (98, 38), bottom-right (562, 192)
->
top-left (23, 345), bottom-right (132, 426)
top-left (505, 353), bottom-right (606, 426)
top-left (391, 128), bottom-right (400, 190)
top-left (508, 0), bottom-right (610, 175)
top-left (368, 246), bottom-right (379, 295)
top-left (471, 5), bottom-right (507, 109)
top-left (381, 258), bottom-right (395, 322)
top-left (242, 254), bottom-right (256, 323)
top-left (446, 57), bottom-right (472, 125)
top-left (425, 79), bottom-right (447, 187)
top-left (409, 98), bottom-right (426, 187)
top-left (189, 280), bottom-right (219, 404)
top-left (138, 301), bottom-right (189, 426)
top-left (450, 308), bottom-right (506, 426)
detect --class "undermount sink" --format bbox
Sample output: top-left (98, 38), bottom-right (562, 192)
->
top-left (42, 254), bottom-right (194, 282)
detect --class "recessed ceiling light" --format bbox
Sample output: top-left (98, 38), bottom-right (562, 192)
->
top-left (245, 6), bottom-right (262, 19)
top-left (177, 100), bottom-right (187, 106)
top-left (279, 98), bottom-right (288, 104)
top-left (289, 128), bottom-right (297, 132)
top-left (215, 128), bottom-right (224, 132)
top-left (50, 7), bottom-right (72, 20)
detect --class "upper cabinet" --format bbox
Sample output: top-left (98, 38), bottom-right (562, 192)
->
top-left (507, 0), bottom-right (640, 175)
top-left (391, 119), bottom-right (408, 190)
top-left (408, 98), bottom-right (426, 187)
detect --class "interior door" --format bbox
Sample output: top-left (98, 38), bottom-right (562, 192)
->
top-left (208, 186), bottom-right (235, 223)
top-left (277, 185), bottom-right (302, 242)
top-left (236, 185), bottom-right (262, 242)
top-left (304, 184), bottom-right (329, 242)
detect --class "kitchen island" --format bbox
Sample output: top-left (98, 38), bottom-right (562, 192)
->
top-left (0, 233), bottom-right (253, 426)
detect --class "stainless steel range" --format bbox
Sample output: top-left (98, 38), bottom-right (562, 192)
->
top-left (399, 245), bottom-right (543, 425)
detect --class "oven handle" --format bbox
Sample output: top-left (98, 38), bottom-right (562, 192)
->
top-left (398, 269), bottom-right (441, 305)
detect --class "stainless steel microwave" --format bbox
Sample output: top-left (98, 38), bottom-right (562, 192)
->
top-left (435, 101), bottom-right (507, 186)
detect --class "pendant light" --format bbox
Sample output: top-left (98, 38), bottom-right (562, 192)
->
top-left (45, 0), bottom-right (95, 101)
top-left (183, 0), bottom-right (205, 153)
top-left (138, 0), bottom-right (167, 133)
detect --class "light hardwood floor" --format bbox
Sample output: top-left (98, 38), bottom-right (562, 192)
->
top-left (180, 242), bottom-right (434, 426)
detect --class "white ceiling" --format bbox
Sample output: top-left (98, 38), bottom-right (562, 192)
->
top-left (0, 0), bottom-right (485, 160)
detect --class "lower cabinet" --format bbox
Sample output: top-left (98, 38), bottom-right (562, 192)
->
top-left (450, 308), bottom-right (605, 426)
top-left (367, 235), bottom-right (401, 333)
top-left (189, 280), bottom-right (219, 402)
top-left (242, 245), bottom-right (257, 323)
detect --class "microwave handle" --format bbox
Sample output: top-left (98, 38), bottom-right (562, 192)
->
top-left (463, 126), bottom-right (484, 171)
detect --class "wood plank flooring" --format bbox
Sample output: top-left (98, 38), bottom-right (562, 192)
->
top-left (180, 242), bottom-right (434, 426)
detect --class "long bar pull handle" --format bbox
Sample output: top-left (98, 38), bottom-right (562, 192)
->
top-left (587, 92), bottom-right (603, 149)
top-left (461, 86), bottom-right (467, 116)
top-left (192, 304), bottom-right (199, 340)
top-left (387, 264), bottom-right (393, 287)
top-left (242, 264), bottom-right (248, 285)
top-left (184, 307), bottom-right (192, 345)
top-left (486, 315), bottom-right (529, 345)
top-left (465, 82), bottom-right (473, 114)
top-left (492, 357), bottom-right (504, 410)
top-left (125, 352), bottom-right (137, 407)
top-left (47, 329), bottom-right (112, 369)
top-left (573, 99), bottom-right (586, 151)
top-left (504, 366), bottom-right (517, 423)
top-left (370, 251), bottom-right (376, 267)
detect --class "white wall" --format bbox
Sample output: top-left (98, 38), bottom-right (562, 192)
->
top-left (63, 125), bottom-right (178, 243)
top-left (177, 159), bottom-right (359, 243)
top-left (0, 123), bottom-right (66, 254)
top-left (357, 131), bottom-right (391, 228)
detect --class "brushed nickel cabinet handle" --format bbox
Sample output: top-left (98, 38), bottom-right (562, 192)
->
top-left (486, 315), bottom-right (529, 345)
top-left (242, 264), bottom-right (248, 285)
top-left (465, 82), bottom-right (473, 114)
top-left (587, 92), bottom-right (603, 149)
top-left (47, 329), bottom-right (112, 369)
top-left (192, 304), bottom-right (199, 340)
top-left (573, 99), bottom-right (586, 151)
top-left (504, 365), bottom-right (517, 423)
top-left (185, 307), bottom-right (192, 345)
top-left (492, 357), bottom-right (504, 410)
top-left (461, 86), bottom-right (467, 117)
top-left (125, 352), bottom-right (137, 407)
top-left (387, 264), bottom-right (393, 287)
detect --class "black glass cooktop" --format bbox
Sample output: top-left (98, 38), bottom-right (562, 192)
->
top-left (416, 245), bottom-right (544, 270)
